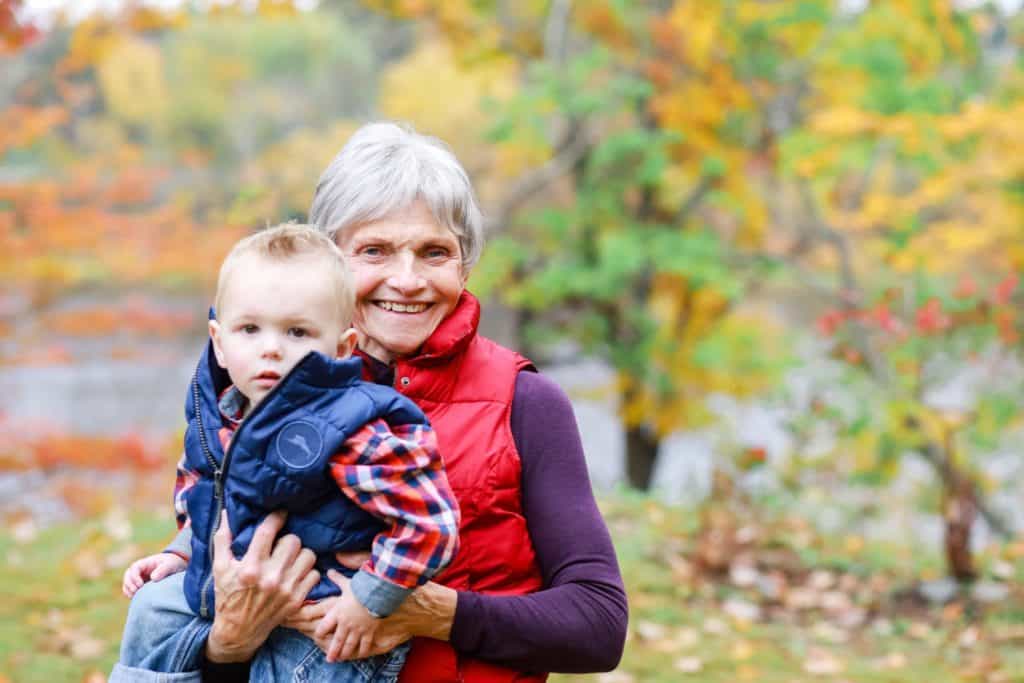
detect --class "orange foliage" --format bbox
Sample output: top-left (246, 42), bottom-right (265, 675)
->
top-left (40, 301), bottom-right (197, 338)
top-left (0, 0), bottom-right (40, 54)
top-left (0, 105), bottom-right (68, 154)
top-left (0, 414), bottom-right (175, 471)
top-left (1, 343), bottom-right (75, 367)
top-left (32, 434), bottom-right (158, 469)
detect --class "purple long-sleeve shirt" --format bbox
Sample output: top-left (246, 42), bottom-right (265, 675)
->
top-left (202, 366), bottom-right (628, 682)
top-left (419, 369), bottom-right (628, 673)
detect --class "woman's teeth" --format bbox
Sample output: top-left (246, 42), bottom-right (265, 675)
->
top-left (377, 302), bottom-right (427, 313)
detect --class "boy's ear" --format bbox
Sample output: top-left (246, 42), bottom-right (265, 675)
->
top-left (337, 327), bottom-right (358, 359)
top-left (208, 320), bottom-right (227, 368)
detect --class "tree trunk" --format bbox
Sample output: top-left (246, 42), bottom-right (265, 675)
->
top-left (625, 424), bottom-right (660, 490)
top-left (944, 474), bottom-right (979, 583)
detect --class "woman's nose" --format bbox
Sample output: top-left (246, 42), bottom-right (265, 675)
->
top-left (386, 255), bottom-right (426, 293)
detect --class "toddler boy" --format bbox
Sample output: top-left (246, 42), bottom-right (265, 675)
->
top-left (111, 224), bottom-right (459, 682)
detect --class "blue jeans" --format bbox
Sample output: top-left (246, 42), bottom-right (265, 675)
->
top-left (110, 572), bottom-right (409, 683)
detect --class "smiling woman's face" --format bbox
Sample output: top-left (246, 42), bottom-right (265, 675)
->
top-left (337, 200), bottom-right (466, 363)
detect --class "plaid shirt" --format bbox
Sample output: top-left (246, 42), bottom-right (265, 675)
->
top-left (172, 386), bottom-right (459, 590)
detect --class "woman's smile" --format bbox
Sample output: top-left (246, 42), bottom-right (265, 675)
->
top-left (340, 200), bottom-right (466, 363)
top-left (374, 301), bottom-right (431, 313)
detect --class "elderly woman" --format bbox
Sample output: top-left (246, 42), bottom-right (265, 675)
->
top-left (119, 122), bottom-right (628, 682)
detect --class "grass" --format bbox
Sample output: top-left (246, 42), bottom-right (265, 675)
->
top-left (2, 498), bottom-right (1023, 682)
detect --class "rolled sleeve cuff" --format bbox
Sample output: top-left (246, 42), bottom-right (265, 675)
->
top-left (349, 569), bottom-right (412, 618)
top-left (164, 527), bottom-right (193, 559)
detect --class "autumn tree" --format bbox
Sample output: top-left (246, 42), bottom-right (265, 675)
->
top-left (363, 1), bottom-right (838, 489)
top-left (0, 2), bottom-right (407, 296)
top-left (769, 2), bottom-right (1024, 579)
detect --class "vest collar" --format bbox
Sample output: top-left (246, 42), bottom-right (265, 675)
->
top-left (357, 290), bottom-right (481, 369)
top-left (413, 290), bottom-right (480, 363)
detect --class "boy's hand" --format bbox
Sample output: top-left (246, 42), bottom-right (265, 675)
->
top-left (314, 570), bottom-right (381, 662)
top-left (122, 552), bottom-right (187, 597)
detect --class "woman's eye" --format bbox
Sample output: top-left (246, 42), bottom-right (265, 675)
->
top-left (425, 247), bottom-right (448, 259)
top-left (361, 246), bottom-right (384, 257)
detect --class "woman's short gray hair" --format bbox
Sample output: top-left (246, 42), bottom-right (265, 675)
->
top-left (309, 121), bottom-right (485, 272)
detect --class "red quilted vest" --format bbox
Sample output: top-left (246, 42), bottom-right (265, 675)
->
top-left (360, 292), bottom-right (546, 683)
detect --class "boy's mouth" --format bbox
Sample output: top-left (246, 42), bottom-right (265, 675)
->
top-left (254, 370), bottom-right (281, 383)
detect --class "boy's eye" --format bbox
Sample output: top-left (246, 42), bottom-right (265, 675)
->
top-left (288, 327), bottom-right (308, 338)
top-left (242, 324), bottom-right (258, 334)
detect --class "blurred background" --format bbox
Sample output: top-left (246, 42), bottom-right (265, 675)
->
top-left (2, 0), bottom-right (1024, 681)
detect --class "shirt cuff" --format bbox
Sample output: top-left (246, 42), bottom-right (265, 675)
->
top-left (164, 526), bottom-right (193, 559)
top-left (349, 569), bottom-right (412, 618)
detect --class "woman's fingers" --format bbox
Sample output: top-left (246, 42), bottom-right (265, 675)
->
top-left (247, 510), bottom-right (287, 560)
top-left (295, 566), bottom-right (321, 604)
top-left (212, 510), bottom-right (233, 573)
top-left (291, 597), bottom-right (332, 622)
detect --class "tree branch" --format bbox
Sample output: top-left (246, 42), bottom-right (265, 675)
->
top-left (674, 173), bottom-right (716, 225)
top-left (916, 441), bottom-right (1015, 540)
top-left (485, 123), bottom-right (592, 232)
top-left (543, 0), bottom-right (573, 67)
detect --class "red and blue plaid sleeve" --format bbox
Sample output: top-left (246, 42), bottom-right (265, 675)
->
top-left (172, 451), bottom-right (200, 531)
top-left (330, 420), bottom-right (460, 589)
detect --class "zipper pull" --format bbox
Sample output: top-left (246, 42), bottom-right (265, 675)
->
top-left (213, 470), bottom-right (223, 500)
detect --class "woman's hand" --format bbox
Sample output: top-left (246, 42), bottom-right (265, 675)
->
top-left (284, 555), bottom-right (458, 661)
top-left (205, 510), bottom-right (321, 663)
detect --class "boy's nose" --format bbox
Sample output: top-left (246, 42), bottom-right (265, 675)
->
top-left (261, 337), bottom-right (283, 358)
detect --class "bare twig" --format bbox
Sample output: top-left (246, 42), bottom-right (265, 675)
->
top-left (543, 0), bottom-right (573, 67)
top-left (674, 174), bottom-right (716, 225)
top-left (486, 123), bottom-right (592, 233)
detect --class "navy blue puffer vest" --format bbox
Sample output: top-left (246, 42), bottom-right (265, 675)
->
top-left (181, 338), bottom-right (428, 618)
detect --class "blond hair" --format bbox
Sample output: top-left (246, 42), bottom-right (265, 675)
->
top-left (214, 223), bottom-right (354, 324)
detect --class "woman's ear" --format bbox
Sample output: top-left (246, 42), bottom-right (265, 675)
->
top-left (208, 319), bottom-right (227, 368)
top-left (337, 327), bottom-right (359, 359)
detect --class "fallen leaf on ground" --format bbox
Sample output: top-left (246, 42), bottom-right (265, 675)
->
top-left (731, 639), bottom-right (755, 661)
top-left (595, 672), bottom-right (634, 683)
top-left (703, 617), bottom-right (729, 635)
top-left (803, 649), bottom-right (845, 675)
top-left (634, 620), bottom-right (668, 642)
top-left (874, 652), bottom-right (907, 670)
top-left (674, 656), bottom-right (703, 673)
top-left (723, 598), bottom-right (762, 623)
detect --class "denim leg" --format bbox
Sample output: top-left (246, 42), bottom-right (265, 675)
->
top-left (109, 572), bottom-right (210, 683)
top-left (250, 627), bottom-right (410, 683)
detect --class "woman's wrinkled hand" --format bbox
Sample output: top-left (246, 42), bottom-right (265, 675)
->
top-left (205, 510), bottom-right (321, 663)
top-left (285, 563), bottom-right (457, 661)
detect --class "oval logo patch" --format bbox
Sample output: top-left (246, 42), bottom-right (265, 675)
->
top-left (274, 421), bottom-right (323, 469)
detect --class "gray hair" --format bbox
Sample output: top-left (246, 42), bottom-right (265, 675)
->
top-left (309, 121), bottom-right (485, 272)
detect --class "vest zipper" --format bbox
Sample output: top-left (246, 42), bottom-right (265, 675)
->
top-left (192, 361), bottom-right (295, 617)
top-left (192, 372), bottom-right (223, 618)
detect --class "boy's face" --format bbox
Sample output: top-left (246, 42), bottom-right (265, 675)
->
top-left (209, 253), bottom-right (356, 412)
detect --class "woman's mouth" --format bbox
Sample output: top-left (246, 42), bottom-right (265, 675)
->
top-left (375, 301), bottom-right (429, 313)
